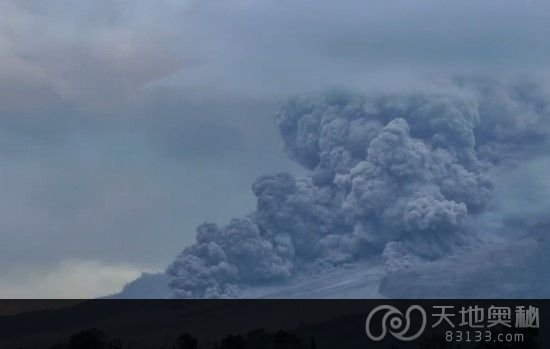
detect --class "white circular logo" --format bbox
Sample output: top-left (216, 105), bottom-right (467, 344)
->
top-left (365, 305), bottom-right (427, 341)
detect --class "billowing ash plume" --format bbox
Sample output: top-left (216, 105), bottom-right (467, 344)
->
top-left (167, 79), bottom-right (550, 298)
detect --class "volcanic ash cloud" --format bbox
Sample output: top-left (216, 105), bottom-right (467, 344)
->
top-left (168, 81), bottom-right (550, 298)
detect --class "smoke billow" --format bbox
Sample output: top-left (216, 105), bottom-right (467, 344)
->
top-left (167, 79), bottom-right (550, 298)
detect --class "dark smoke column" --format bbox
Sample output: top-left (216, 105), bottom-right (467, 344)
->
top-left (168, 82), bottom-right (550, 298)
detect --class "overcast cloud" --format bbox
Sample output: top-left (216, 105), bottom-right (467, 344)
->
top-left (1, 0), bottom-right (550, 297)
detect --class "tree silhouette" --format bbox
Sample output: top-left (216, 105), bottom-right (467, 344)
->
top-left (273, 330), bottom-right (304, 349)
top-left (68, 328), bottom-right (107, 349)
top-left (309, 337), bottom-right (316, 349)
top-left (216, 334), bottom-right (246, 349)
top-left (245, 328), bottom-right (270, 349)
top-left (174, 333), bottom-right (198, 349)
top-left (19, 326), bottom-right (320, 349)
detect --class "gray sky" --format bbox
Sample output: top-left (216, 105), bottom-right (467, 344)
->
top-left (1, 0), bottom-right (550, 297)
